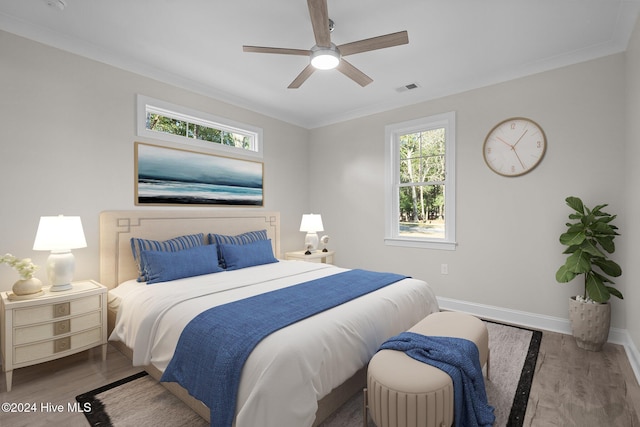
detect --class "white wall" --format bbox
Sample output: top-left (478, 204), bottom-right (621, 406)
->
top-left (0, 30), bottom-right (310, 291)
top-left (1, 21), bottom-right (638, 360)
top-left (624, 18), bottom-right (640, 363)
top-left (308, 54), bottom-right (628, 330)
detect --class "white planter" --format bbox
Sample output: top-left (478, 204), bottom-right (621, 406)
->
top-left (568, 296), bottom-right (611, 352)
top-left (12, 277), bottom-right (43, 296)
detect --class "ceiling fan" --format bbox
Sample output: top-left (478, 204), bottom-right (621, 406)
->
top-left (242, 0), bottom-right (409, 88)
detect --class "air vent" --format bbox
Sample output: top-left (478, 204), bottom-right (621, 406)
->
top-left (46, 0), bottom-right (66, 10)
top-left (396, 82), bottom-right (421, 93)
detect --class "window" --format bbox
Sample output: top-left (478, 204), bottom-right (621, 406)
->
top-left (385, 112), bottom-right (456, 250)
top-left (137, 95), bottom-right (263, 158)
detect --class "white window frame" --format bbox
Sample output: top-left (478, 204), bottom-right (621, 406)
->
top-left (136, 95), bottom-right (263, 158)
top-left (384, 112), bottom-right (457, 250)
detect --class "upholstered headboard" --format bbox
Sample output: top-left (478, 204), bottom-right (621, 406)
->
top-left (99, 210), bottom-right (280, 289)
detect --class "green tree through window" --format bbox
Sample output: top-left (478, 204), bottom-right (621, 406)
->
top-left (137, 95), bottom-right (262, 158)
top-left (399, 128), bottom-right (445, 225)
top-left (146, 114), bottom-right (252, 150)
top-left (385, 112), bottom-right (456, 250)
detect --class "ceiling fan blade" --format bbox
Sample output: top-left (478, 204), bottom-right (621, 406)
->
top-left (243, 46), bottom-right (311, 56)
top-left (288, 64), bottom-right (316, 89)
top-left (338, 31), bottom-right (409, 56)
top-left (336, 59), bottom-right (373, 87)
top-left (307, 0), bottom-right (331, 47)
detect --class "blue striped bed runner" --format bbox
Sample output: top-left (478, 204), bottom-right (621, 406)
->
top-left (160, 269), bottom-right (407, 427)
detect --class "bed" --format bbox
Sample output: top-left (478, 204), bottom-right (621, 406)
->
top-left (100, 210), bottom-right (439, 427)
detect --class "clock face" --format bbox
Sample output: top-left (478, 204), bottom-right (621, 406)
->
top-left (483, 117), bottom-right (547, 177)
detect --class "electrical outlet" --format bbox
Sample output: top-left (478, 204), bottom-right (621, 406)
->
top-left (441, 264), bottom-right (448, 275)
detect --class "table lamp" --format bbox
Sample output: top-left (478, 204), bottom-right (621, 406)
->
top-left (33, 215), bottom-right (87, 291)
top-left (299, 214), bottom-right (324, 254)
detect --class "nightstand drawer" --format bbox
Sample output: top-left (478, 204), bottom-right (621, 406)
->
top-left (13, 327), bottom-right (103, 365)
top-left (13, 294), bottom-right (102, 326)
top-left (13, 311), bottom-right (102, 345)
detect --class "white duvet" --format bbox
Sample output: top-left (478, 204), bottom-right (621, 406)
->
top-left (109, 260), bottom-right (439, 427)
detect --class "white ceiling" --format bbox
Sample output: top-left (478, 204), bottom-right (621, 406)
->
top-left (1, 0), bottom-right (639, 128)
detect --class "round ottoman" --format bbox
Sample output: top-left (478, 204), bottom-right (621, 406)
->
top-left (366, 311), bottom-right (489, 427)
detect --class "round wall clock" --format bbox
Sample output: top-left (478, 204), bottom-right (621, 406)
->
top-left (483, 117), bottom-right (547, 177)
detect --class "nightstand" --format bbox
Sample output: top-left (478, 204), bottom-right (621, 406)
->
top-left (284, 250), bottom-right (335, 264)
top-left (0, 280), bottom-right (107, 392)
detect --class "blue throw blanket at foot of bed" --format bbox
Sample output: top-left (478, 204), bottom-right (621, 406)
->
top-left (161, 269), bottom-right (408, 427)
top-left (379, 332), bottom-right (495, 427)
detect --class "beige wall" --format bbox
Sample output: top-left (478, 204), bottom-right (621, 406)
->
top-left (309, 54), bottom-right (628, 329)
top-left (1, 17), bottom-right (639, 365)
top-left (624, 17), bottom-right (640, 361)
top-left (0, 30), bottom-right (310, 289)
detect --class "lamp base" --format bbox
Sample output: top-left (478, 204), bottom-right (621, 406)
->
top-left (46, 250), bottom-right (76, 291)
top-left (49, 283), bottom-right (73, 292)
top-left (304, 232), bottom-right (319, 251)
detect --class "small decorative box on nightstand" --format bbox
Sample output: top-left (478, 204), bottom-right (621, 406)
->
top-left (284, 250), bottom-right (335, 265)
top-left (0, 280), bottom-right (108, 392)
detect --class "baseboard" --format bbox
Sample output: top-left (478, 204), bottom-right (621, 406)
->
top-left (437, 296), bottom-right (640, 385)
top-left (623, 333), bottom-right (640, 384)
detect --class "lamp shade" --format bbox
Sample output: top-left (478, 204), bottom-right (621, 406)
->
top-left (33, 215), bottom-right (87, 251)
top-left (299, 214), bottom-right (324, 233)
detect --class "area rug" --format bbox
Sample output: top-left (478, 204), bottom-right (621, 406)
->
top-left (319, 321), bottom-right (542, 427)
top-left (77, 321), bottom-right (541, 427)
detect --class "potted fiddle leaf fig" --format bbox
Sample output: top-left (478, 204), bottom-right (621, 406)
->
top-left (555, 196), bottom-right (622, 351)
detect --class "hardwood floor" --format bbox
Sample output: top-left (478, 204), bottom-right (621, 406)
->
top-left (0, 345), bottom-right (139, 427)
top-left (0, 330), bottom-right (639, 427)
top-left (524, 332), bottom-right (640, 427)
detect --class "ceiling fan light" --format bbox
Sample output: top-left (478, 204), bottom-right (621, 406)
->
top-left (311, 48), bottom-right (340, 70)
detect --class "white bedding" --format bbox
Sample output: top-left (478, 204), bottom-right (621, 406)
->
top-left (109, 260), bottom-right (439, 427)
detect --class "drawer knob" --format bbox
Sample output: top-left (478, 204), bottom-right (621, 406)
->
top-left (54, 319), bottom-right (70, 335)
top-left (53, 302), bottom-right (70, 318)
top-left (54, 337), bottom-right (71, 353)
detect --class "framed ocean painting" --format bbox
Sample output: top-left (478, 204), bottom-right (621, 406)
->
top-left (135, 142), bottom-right (264, 206)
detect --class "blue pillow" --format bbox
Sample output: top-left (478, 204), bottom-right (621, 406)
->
top-left (131, 233), bottom-right (204, 282)
top-left (219, 239), bottom-right (278, 271)
top-left (140, 244), bottom-right (223, 284)
top-left (208, 230), bottom-right (268, 268)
